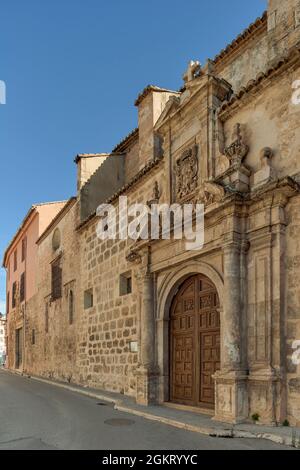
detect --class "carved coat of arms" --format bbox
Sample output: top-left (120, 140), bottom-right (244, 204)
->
top-left (175, 145), bottom-right (198, 200)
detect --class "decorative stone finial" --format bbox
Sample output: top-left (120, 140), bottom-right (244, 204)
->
top-left (183, 60), bottom-right (201, 83)
top-left (224, 123), bottom-right (249, 166)
top-left (147, 181), bottom-right (161, 207)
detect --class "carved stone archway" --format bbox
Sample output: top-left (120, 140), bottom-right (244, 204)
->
top-left (156, 261), bottom-right (224, 406)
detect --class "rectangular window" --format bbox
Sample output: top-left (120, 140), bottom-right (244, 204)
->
top-left (12, 282), bottom-right (17, 309)
top-left (84, 289), bottom-right (93, 309)
top-left (14, 250), bottom-right (17, 272)
top-left (21, 238), bottom-right (27, 262)
top-left (6, 292), bottom-right (9, 314)
top-left (120, 271), bottom-right (132, 296)
top-left (126, 276), bottom-right (132, 294)
top-left (20, 272), bottom-right (25, 302)
top-left (51, 258), bottom-right (62, 301)
top-left (31, 329), bottom-right (35, 345)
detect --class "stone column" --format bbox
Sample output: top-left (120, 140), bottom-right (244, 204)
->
top-left (222, 243), bottom-right (242, 370)
top-left (140, 273), bottom-right (155, 369)
top-left (213, 241), bottom-right (248, 423)
top-left (135, 270), bottom-right (159, 405)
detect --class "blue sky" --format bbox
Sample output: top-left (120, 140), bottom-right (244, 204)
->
top-left (0, 0), bottom-right (266, 312)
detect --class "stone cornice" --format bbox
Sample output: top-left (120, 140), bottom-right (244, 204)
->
top-left (249, 176), bottom-right (300, 203)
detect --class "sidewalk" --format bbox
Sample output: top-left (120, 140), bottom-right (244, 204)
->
top-left (3, 368), bottom-right (300, 448)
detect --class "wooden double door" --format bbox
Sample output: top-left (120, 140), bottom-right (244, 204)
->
top-left (170, 274), bottom-right (220, 408)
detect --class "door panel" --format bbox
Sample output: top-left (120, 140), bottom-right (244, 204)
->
top-left (170, 275), bottom-right (220, 408)
top-left (172, 335), bottom-right (195, 403)
top-left (199, 331), bottom-right (220, 405)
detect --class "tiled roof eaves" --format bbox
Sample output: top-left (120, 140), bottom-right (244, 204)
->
top-left (213, 11), bottom-right (267, 65)
top-left (218, 45), bottom-right (300, 116)
top-left (2, 207), bottom-right (37, 267)
top-left (36, 197), bottom-right (77, 245)
top-left (2, 200), bottom-right (68, 267)
top-left (112, 128), bottom-right (139, 153)
top-left (76, 157), bottom-right (163, 232)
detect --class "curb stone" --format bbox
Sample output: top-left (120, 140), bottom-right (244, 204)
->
top-left (31, 375), bottom-right (122, 406)
top-left (1, 368), bottom-right (299, 448)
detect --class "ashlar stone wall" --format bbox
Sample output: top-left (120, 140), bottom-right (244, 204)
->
top-left (77, 163), bottom-right (164, 396)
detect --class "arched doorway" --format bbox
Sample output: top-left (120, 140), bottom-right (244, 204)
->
top-left (170, 274), bottom-right (220, 408)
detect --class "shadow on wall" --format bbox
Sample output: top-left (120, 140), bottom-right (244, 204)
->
top-left (80, 154), bottom-right (125, 221)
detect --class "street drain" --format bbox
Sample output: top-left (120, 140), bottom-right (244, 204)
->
top-left (96, 402), bottom-right (107, 406)
top-left (104, 418), bottom-right (135, 426)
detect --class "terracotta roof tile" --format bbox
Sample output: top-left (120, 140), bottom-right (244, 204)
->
top-left (213, 11), bottom-right (267, 65)
top-left (218, 45), bottom-right (300, 114)
top-left (112, 128), bottom-right (139, 153)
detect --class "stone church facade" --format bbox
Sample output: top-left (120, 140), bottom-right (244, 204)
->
top-left (4, 0), bottom-right (300, 426)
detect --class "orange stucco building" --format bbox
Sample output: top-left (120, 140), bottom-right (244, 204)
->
top-left (2, 201), bottom-right (66, 369)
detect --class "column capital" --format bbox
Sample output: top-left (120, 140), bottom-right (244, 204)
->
top-left (222, 238), bottom-right (249, 255)
top-left (222, 240), bottom-right (242, 255)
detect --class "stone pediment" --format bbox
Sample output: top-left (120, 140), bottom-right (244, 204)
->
top-left (155, 60), bottom-right (232, 132)
top-left (154, 96), bottom-right (181, 130)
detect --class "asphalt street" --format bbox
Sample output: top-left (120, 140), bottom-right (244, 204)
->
top-left (0, 369), bottom-right (293, 450)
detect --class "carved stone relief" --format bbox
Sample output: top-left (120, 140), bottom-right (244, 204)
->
top-left (175, 145), bottom-right (198, 201)
top-left (197, 181), bottom-right (225, 206)
top-left (126, 250), bottom-right (142, 264)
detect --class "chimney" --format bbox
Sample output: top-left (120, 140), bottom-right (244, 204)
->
top-left (135, 86), bottom-right (180, 168)
top-left (74, 153), bottom-right (108, 192)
